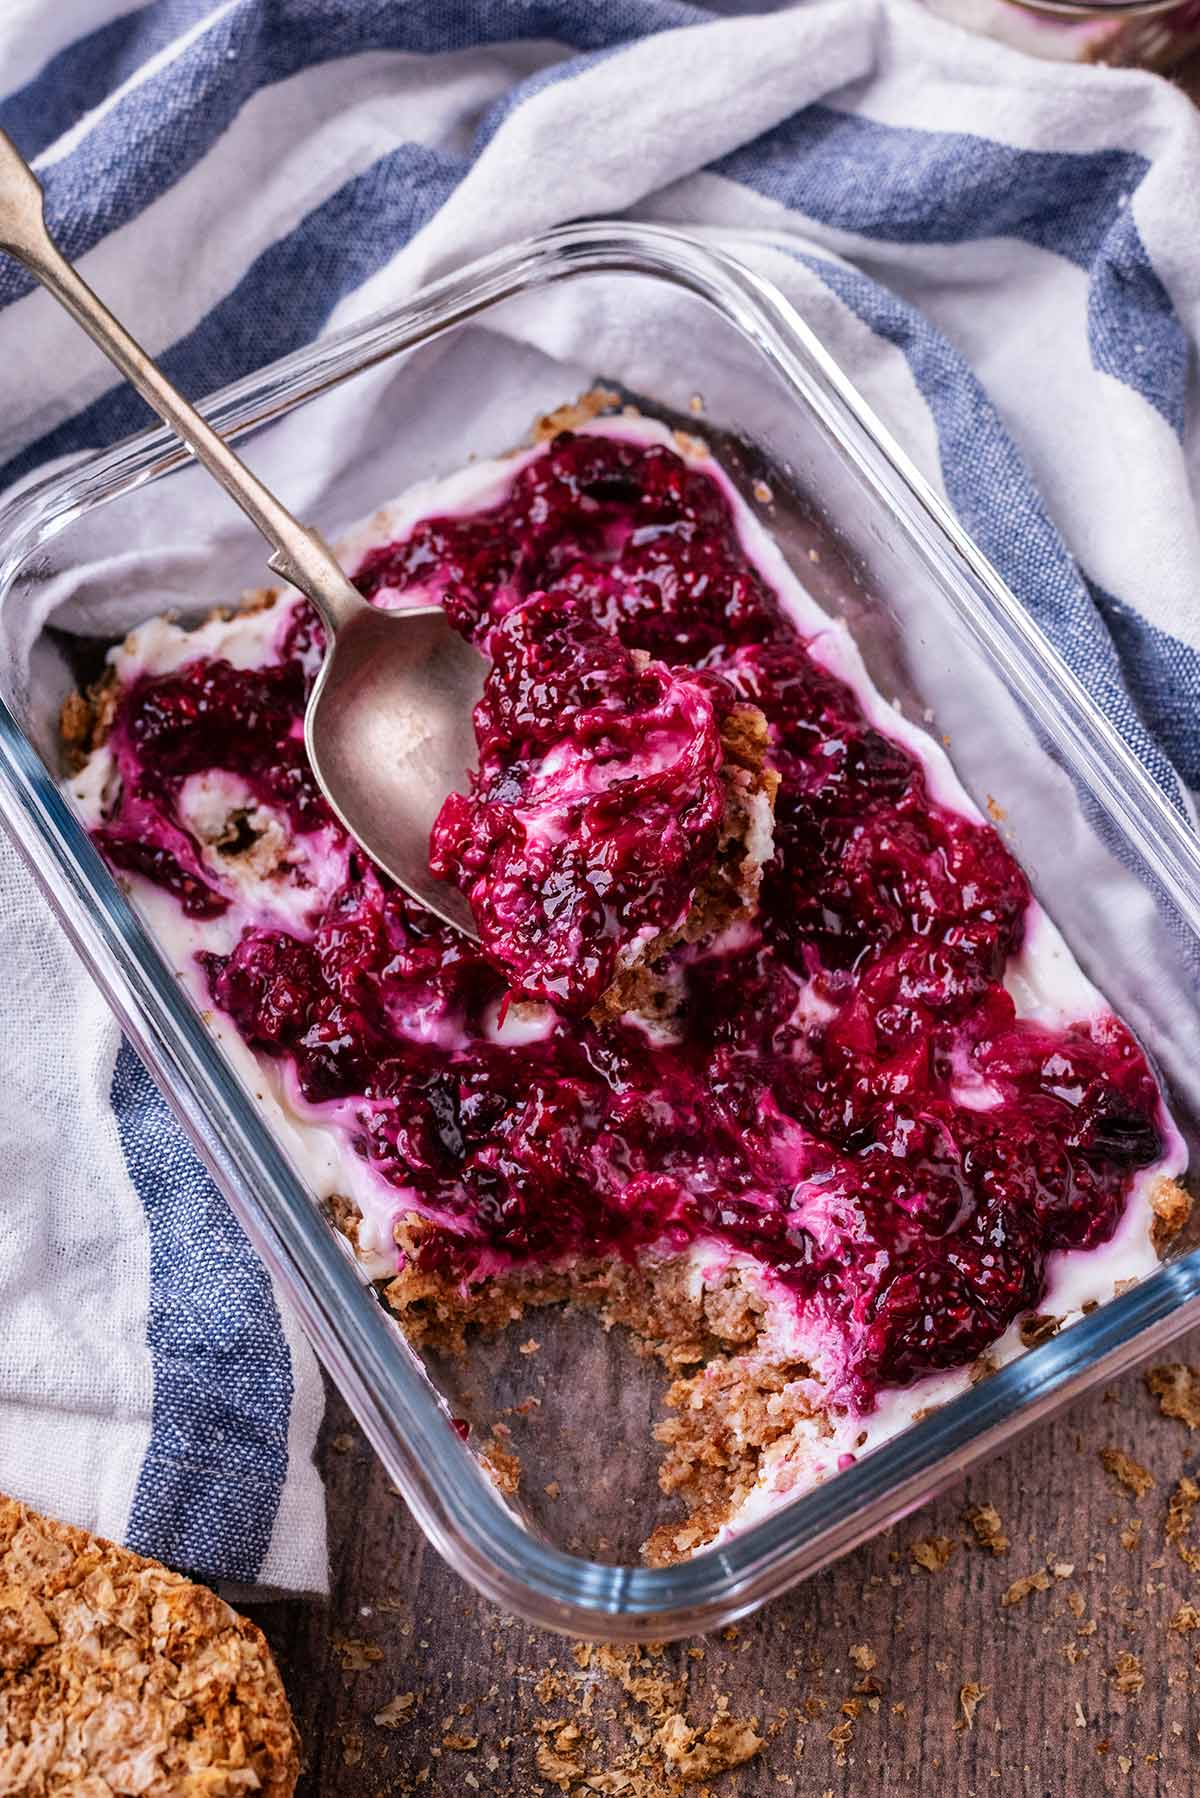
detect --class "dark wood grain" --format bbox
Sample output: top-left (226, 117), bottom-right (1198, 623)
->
top-left (245, 1319), bottom-right (1200, 1797)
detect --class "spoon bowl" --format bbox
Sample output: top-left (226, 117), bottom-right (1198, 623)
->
top-left (303, 600), bottom-right (486, 936)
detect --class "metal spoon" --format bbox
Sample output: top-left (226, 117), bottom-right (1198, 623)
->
top-left (0, 128), bottom-right (484, 938)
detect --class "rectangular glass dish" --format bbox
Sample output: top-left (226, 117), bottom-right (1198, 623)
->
top-left (3, 222), bottom-right (1200, 1639)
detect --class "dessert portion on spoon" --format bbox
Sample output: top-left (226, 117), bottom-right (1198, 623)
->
top-left (431, 590), bottom-right (777, 1017)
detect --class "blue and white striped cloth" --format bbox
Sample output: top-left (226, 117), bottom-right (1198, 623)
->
top-left (1, 0), bottom-right (1198, 1593)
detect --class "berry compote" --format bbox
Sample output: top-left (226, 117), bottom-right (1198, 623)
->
top-left (429, 592), bottom-right (740, 1012)
top-left (86, 424), bottom-right (1171, 1410)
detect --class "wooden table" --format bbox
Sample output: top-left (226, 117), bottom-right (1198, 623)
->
top-left (246, 1321), bottom-right (1200, 1796)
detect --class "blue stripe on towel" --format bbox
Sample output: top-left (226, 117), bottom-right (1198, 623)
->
top-left (793, 249), bottom-right (1190, 811)
top-left (0, 140), bottom-right (462, 488)
top-left (0, 0), bottom-right (705, 309)
top-left (111, 1039), bottom-right (291, 1582)
top-left (716, 106), bottom-right (1186, 435)
top-left (0, 1), bottom-right (213, 163)
top-left (1087, 580), bottom-right (1200, 794)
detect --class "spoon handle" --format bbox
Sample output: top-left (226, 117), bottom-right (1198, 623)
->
top-left (0, 127), bottom-right (363, 632)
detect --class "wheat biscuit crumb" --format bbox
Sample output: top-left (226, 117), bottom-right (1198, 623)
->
top-left (58, 689), bottom-right (93, 765)
top-left (1149, 1178), bottom-right (1192, 1253)
top-left (335, 1635), bottom-right (384, 1671)
top-left (1166, 1474), bottom-right (1200, 1546)
top-left (375, 1691), bottom-right (417, 1728)
top-left (910, 1535), bottom-right (956, 1573)
top-left (656, 1710), bottom-right (763, 1781)
top-left (956, 1683), bottom-right (987, 1731)
top-left (59, 668), bottom-right (120, 769)
top-left (1001, 1569), bottom-right (1053, 1607)
top-left (532, 386), bottom-right (622, 441)
top-left (964, 1502), bottom-right (1010, 1556)
top-left (481, 1436), bottom-right (522, 1496)
top-left (1147, 1361), bottom-right (1200, 1430)
top-left (1108, 1651), bottom-right (1145, 1696)
top-left (1099, 1446), bottom-right (1155, 1497)
top-left (1019, 1312), bottom-right (1061, 1348)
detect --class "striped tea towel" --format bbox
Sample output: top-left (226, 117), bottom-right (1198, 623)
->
top-left (1, 0), bottom-right (1198, 1593)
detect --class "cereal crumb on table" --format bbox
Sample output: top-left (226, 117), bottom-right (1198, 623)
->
top-left (910, 1535), bottom-right (956, 1572)
top-left (334, 1636), bottom-right (384, 1671)
top-left (375, 1691), bottom-right (418, 1728)
top-left (1146, 1360), bottom-right (1200, 1429)
top-left (964, 1501), bottom-right (1010, 1555)
top-left (1098, 1446), bottom-right (1155, 1497)
top-left (1166, 1473), bottom-right (1200, 1543)
top-left (1108, 1651), bottom-right (1145, 1696)
top-left (1001, 1568), bottom-right (1052, 1607)
top-left (956, 1683), bottom-right (987, 1731)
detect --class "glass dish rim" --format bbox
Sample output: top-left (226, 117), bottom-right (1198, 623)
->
top-left (2, 219), bottom-right (1199, 1638)
top-left (1004, 0), bottom-right (1184, 17)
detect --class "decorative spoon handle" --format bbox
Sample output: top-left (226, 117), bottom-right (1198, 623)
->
top-left (0, 126), bottom-right (362, 632)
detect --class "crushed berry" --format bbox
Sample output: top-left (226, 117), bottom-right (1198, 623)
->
top-left (95, 830), bottom-right (229, 918)
top-left (90, 429), bottom-right (1167, 1406)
